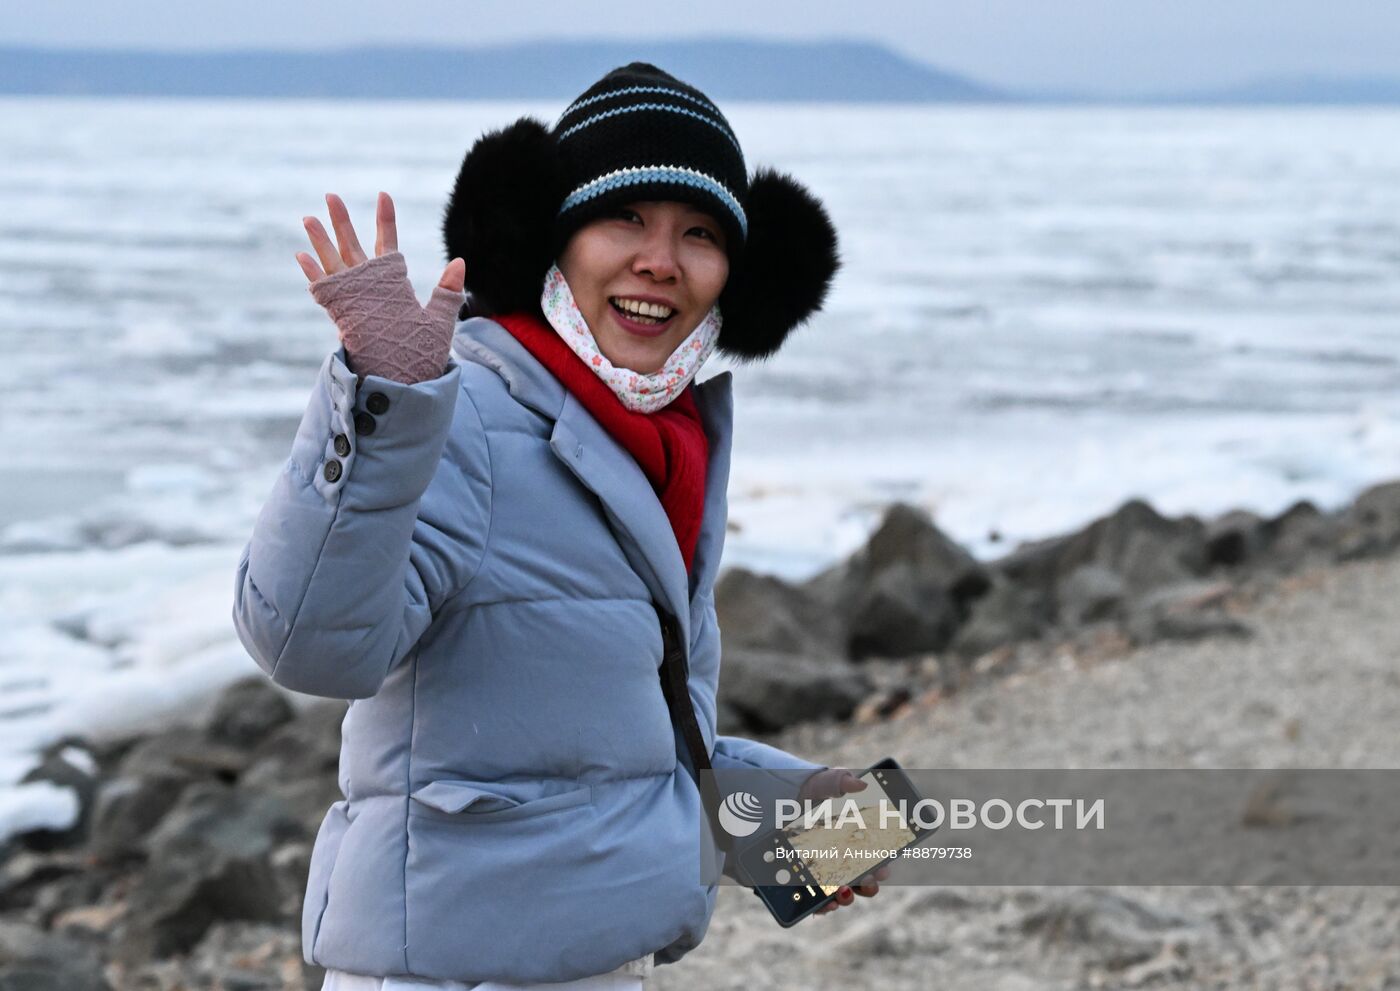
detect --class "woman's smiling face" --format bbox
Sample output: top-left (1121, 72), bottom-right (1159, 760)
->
top-left (558, 200), bottom-right (729, 375)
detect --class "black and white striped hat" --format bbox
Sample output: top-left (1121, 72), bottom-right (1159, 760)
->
top-left (548, 63), bottom-right (750, 267)
top-left (442, 62), bottom-right (840, 362)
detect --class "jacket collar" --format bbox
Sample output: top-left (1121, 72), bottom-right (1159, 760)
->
top-left (451, 317), bottom-right (734, 649)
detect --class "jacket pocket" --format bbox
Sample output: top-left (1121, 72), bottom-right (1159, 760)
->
top-left (409, 779), bottom-right (592, 824)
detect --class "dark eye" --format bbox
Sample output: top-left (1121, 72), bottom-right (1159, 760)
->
top-left (689, 226), bottom-right (717, 242)
top-left (615, 208), bottom-right (641, 223)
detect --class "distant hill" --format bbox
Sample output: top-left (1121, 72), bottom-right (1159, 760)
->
top-left (1026, 74), bottom-right (1400, 106)
top-left (1150, 74), bottom-right (1400, 105)
top-left (4, 41), bottom-right (1397, 105)
top-left (0, 38), bottom-right (1011, 102)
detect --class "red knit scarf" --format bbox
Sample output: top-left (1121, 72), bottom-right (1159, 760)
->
top-left (493, 312), bottom-right (709, 574)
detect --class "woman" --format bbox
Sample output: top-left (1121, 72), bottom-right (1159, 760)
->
top-left (233, 63), bottom-right (886, 990)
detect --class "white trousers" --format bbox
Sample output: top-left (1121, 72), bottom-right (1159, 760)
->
top-left (321, 969), bottom-right (645, 991)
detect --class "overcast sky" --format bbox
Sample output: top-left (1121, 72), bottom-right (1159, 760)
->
top-left (3, 0), bottom-right (1397, 96)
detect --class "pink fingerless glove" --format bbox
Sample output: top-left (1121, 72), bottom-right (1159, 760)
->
top-left (308, 251), bottom-right (464, 386)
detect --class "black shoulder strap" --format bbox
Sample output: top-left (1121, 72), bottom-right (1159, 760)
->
top-left (654, 602), bottom-right (734, 855)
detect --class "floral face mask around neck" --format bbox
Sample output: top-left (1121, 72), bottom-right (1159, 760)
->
top-left (540, 263), bottom-right (722, 414)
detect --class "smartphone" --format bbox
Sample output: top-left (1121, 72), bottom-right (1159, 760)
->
top-left (740, 756), bottom-right (936, 927)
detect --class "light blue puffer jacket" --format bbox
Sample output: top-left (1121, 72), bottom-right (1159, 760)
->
top-left (231, 315), bottom-right (826, 983)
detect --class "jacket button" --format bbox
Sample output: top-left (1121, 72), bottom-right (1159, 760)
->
top-left (354, 412), bottom-right (377, 436)
top-left (366, 392), bottom-right (390, 415)
top-left (333, 433), bottom-right (351, 457)
top-left (323, 459), bottom-right (342, 483)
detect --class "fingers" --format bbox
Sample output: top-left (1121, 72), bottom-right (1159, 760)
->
top-left (817, 869), bottom-right (887, 916)
top-left (805, 768), bottom-right (867, 802)
top-left (303, 216), bottom-right (344, 276)
top-left (425, 260), bottom-right (467, 329)
top-left (817, 886), bottom-right (855, 916)
top-left (840, 771), bottom-right (867, 793)
top-left (295, 251), bottom-right (326, 284)
top-left (326, 193), bottom-right (368, 267)
top-left (815, 868), bottom-right (889, 918)
top-left (303, 194), bottom-right (385, 281)
top-left (853, 863), bottom-right (891, 896)
top-left (375, 191), bottom-right (399, 257)
top-left (438, 257), bottom-right (466, 293)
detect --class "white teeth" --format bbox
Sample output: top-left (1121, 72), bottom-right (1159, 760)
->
top-left (610, 297), bottom-right (675, 320)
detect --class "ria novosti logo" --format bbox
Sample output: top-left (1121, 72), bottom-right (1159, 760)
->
top-left (717, 791), bottom-right (765, 837)
top-left (716, 791), bottom-right (1107, 837)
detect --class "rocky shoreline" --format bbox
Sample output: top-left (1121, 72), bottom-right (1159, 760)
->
top-left (6, 483), bottom-right (1400, 989)
top-left (713, 481), bottom-right (1400, 738)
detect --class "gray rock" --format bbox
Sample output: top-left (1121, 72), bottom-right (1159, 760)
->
top-left (88, 775), bottom-right (186, 863)
top-left (715, 699), bottom-right (746, 736)
top-left (718, 647), bottom-right (872, 731)
top-left (1259, 499), bottom-right (1336, 571)
top-left (1336, 480), bottom-right (1400, 561)
top-left (714, 566), bottom-right (841, 657)
top-left (0, 852), bottom-right (85, 914)
top-left (27, 868), bottom-right (109, 930)
top-left (803, 503), bottom-right (991, 660)
top-left (142, 782), bottom-right (304, 864)
top-left (994, 532), bottom-right (1069, 594)
top-left (1204, 509), bottom-right (1267, 568)
top-left (17, 739), bottom-right (101, 851)
top-left (0, 920), bottom-right (111, 991)
top-left (951, 578), bottom-right (1045, 658)
top-left (846, 561), bottom-right (963, 660)
top-left (244, 702), bottom-right (344, 784)
top-left (205, 677), bottom-right (296, 749)
top-left (1057, 565), bottom-right (1128, 626)
top-left (116, 856), bottom-right (286, 963)
top-left (242, 702), bottom-right (345, 825)
top-left (1125, 581), bottom-right (1252, 644)
top-left (841, 503), bottom-right (990, 603)
top-left (1000, 498), bottom-right (1207, 597)
top-left (117, 726), bottom-right (251, 785)
top-left (115, 782), bottom-right (303, 962)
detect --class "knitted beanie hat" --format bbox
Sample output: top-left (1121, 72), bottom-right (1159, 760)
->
top-left (549, 63), bottom-right (749, 273)
top-left (442, 61), bottom-right (840, 361)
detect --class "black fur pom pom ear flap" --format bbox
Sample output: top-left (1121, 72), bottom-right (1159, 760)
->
top-left (442, 116), bottom-right (566, 318)
top-left (716, 167), bottom-right (841, 361)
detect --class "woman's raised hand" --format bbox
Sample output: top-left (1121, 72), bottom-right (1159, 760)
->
top-left (298, 193), bottom-right (467, 386)
top-left (297, 192), bottom-right (465, 293)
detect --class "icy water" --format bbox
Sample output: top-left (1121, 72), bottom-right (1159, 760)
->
top-left (2, 97), bottom-right (1398, 836)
